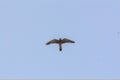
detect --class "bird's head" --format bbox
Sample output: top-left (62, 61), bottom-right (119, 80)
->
top-left (59, 38), bottom-right (62, 40)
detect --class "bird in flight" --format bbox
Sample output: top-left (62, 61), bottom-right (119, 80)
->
top-left (46, 38), bottom-right (75, 51)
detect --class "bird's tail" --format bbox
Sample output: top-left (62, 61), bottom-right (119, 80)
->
top-left (59, 44), bottom-right (62, 51)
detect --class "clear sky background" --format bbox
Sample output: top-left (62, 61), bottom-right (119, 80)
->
top-left (0, 0), bottom-right (120, 78)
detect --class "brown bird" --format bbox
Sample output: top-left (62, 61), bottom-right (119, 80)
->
top-left (46, 38), bottom-right (75, 51)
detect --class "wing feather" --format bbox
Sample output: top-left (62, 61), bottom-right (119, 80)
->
top-left (46, 39), bottom-right (58, 45)
top-left (62, 38), bottom-right (75, 44)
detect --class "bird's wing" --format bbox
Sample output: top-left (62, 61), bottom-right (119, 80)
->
top-left (46, 39), bottom-right (59, 45)
top-left (62, 38), bottom-right (75, 44)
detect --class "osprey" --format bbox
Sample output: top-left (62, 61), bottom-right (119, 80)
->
top-left (46, 38), bottom-right (75, 51)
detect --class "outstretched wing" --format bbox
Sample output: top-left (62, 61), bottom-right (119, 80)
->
top-left (46, 39), bottom-right (59, 45)
top-left (62, 38), bottom-right (75, 44)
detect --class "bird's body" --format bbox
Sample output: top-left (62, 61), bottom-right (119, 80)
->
top-left (46, 38), bottom-right (75, 51)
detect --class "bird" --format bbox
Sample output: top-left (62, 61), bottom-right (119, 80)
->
top-left (46, 38), bottom-right (75, 51)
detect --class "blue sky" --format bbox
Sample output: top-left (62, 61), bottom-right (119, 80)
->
top-left (0, 0), bottom-right (120, 78)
